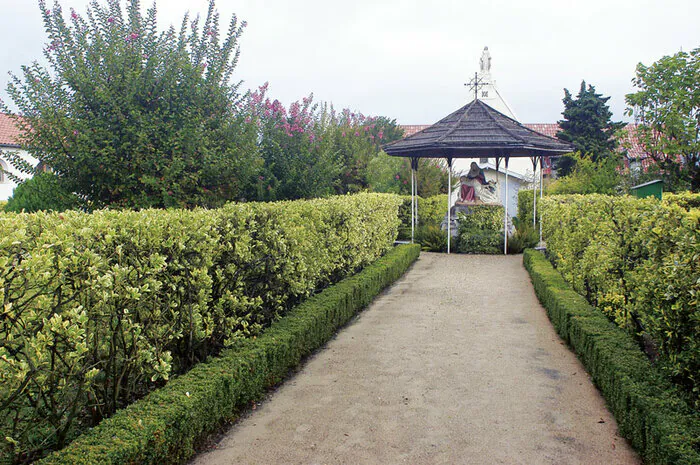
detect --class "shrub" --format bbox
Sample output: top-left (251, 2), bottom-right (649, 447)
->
top-left (456, 205), bottom-right (504, 254)
top-left (0, 193), bottom-right (402, 463)
top-left (4, 172), bottom-right (80, 213)
top-left (37, 244), bottom-right (420, 465)
top-left (664, 192), bottom-right (700, 210)
top-left (524, 250), bottom-right (700, 465)
top-left (507, 216), bottom-right (538, 254)
top-left (397, 194), bottom-right (447, 240)
top-left (416, 224), bottom-right (447, 252)
top-left (541, 194), bottom-right (700, 405)
top-left (547, 153), bottom-right (621, 195)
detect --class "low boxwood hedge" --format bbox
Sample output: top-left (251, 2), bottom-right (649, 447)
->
top-left (523, 249), bottom-right (700, 465)
top-left (38, 244), bottom-right (420, 465)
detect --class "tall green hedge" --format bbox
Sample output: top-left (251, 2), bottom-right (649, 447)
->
top-left (457, 204), bottom-right (504, 254)
top-left (397, 194), bottom-right (447, 239)
top-left (0, 193), bottom-right (402, 463)
top-left (541, 194), bottom-right (700, 406)
top-left (524, 250), bottom-right (700, 465)
top-left (38, 244), bottom-right (420, 465)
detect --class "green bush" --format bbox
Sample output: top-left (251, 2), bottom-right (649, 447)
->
top-left (4, 172), bottom-right (80, 213)
top-left (541, 194), bottom-right (700, 405)
top-left (0, 193), bottom-right (402, 463)
top-left (397, 194), bottom-right (447, 240)
top-left (524, 250), bottom-right (700, 465)
top-left (38, 244), bottom-right (420, 465)
top-left (456, 205), bottom-right (504, 254)
top-left (0, 200), bottom-right (6, 211)
top-left (416, 224), bottom-right (447, 252)
top-left (664, 192), bottom-right (700, 210)
top-left (507, 217), bottom-right (538, 254)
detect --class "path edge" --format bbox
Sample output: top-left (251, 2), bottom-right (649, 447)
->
top-left (38, 244), bottom-right (421, 465)
top-left (523, 249), bottom-right (700, 465)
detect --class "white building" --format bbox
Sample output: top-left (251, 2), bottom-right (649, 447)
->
top-left (0, 114), bottom-right (38, 201)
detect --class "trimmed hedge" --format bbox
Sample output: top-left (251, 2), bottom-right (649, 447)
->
top-left (397, 194), bottom-right (447, 239)
top-left (38, 244), bottom-right (421, 465)
top-left (664, 192), bottom-right (700, 210)
top-left (0, 193), bottom-right (401, 463)
top-left (541, 194), bottom-right (699, 403)
top-left (456, 204), bottom-right (504, 254)
top-left (524, 249), bottom-right (700, 465)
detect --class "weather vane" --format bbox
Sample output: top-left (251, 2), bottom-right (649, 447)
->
top-left (465, 72), bottom-right (486, 100)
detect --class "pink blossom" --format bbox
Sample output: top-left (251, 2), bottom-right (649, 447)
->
top-left (395, 174), bottom-right (400, 180)
top-left (108, 17), bottom-right (115, 23)
top-left (71, 9), bottom-right (78, 20)
top-left (245, 116), bottom-right (252, 123)
top-left (354, 131), bottom-right (360, 137)
top-left (403, 180), bottom-right (408, 185)
top-left (258, 175), bottom-right (264, 181)
top-left (342, 131), bottom-right (346, 137)
top-left (45, 9), bottom-right (51, 15)
top-left (309, 134), bottom-right (315, 142)
top-left (73, 130), bottom-right (79, 136)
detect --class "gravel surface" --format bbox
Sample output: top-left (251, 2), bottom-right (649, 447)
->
top-left (192, 252), bottom-right (640, 465)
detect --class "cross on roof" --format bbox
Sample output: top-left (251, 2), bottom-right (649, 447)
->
top-left (464, 72), bottom-right (486, 100)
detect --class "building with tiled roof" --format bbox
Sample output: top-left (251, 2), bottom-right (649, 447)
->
top-left (1, 113), bottom-right (37, 201)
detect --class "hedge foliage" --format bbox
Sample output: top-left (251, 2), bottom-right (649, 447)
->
top-left (541, 194), bottom-right (700, 405)
top-left (517, 189), bottom-right (537, 226)
top-left (524, 250), bottom-right (700, 465)
top-left (457, 204), bottom-right (504, 254)
top-left (397, 194), bottom-right (447, 239)
top-left (0, 193), bottom-right (402, 463)
top-left (38, 243), bottom-right (420, 465)
top-left (664, 191), bottom-right (700, 210)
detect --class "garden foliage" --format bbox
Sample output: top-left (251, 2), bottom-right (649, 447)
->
top-left (524, 250), bottom-right (700, 465)
top-left (0, 193), bottom-right (402, 463)
top-left (35, 244), bottom-right (420, 465)
top-left (541, 194), bottom-right (700, 404)
top-left (3, 0), bottom-right (259, 209)
top-left (456, 205), bottom-right (504, 254)
top-left (397, 194), bottom-right (447, 240)
top-left (4, 172), bottom-right (80, 213)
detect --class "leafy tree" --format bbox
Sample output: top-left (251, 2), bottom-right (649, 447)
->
top-left (367, 153), bottom-right (452, 197)
top-left (548, 152), bottom-right (621, 195)
top-left (625, 48), bottom-right (700, 192)
top-left (4, 171), bottom-right (80, 212)
top-left (2, 0), bottom-right (259, 209)
top-left (555, 81), bottom-right (626, 176)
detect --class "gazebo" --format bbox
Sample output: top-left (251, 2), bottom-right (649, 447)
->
top-left (383, 97), bottom-right (573, 254)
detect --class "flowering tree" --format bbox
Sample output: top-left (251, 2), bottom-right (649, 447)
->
top-left (2, 0), bottom-right (259, 209)
top-left (244, 84), bottom-right (407, 200)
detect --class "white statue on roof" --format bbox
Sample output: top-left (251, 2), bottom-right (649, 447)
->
top-left (479, 46), bottom-right (491, 73)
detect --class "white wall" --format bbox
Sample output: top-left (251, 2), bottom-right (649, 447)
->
top-left (0, 148), bottom-right (38, 201)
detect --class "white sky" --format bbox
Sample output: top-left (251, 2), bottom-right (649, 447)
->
top-left (1, 0), bottom-right (698, 124)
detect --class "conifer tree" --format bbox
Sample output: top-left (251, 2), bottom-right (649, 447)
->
top-left (555, 81), bottom-right (626, 176)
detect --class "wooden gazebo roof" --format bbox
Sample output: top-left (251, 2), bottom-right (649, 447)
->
top-left (383, 99), bottom-right (573, 158)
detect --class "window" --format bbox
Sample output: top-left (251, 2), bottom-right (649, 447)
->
top-left (479, 157), bottom-right (489, 164)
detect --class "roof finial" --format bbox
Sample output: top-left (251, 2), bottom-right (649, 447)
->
top-left (465, 72), bottom-right (486, 101)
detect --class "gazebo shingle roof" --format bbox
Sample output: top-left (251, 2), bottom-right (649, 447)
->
top-left (384, 99), bottom-right (573, 158)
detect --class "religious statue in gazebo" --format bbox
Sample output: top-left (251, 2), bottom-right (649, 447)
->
top-left (457, 162), bottom-right (498, 204)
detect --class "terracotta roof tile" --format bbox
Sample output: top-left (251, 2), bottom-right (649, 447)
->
top-left (0, 113), bottom-right (23, 148)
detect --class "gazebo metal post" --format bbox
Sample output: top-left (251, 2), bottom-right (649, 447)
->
top-left (539, 156), bottom-right (544, 245)
top-left (503, 156), bottom-right (509, 255)
top-left (411, 157), bottom-right (419, 243)
top-left (531, 157), bottom-right (538, 228)
top-left (410, 159), bottom-right (415, 243)
top-left (446, 157), bottom-right (453, 254)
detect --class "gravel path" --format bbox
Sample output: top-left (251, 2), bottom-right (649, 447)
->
top-left (192, 252), bottom-right (640, 465)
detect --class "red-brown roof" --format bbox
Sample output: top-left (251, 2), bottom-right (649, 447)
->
top-left (0, 113), bottom-right (22, 148)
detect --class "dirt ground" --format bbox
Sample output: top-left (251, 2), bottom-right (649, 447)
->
top-left (192, 252), bottom-right (640, 465)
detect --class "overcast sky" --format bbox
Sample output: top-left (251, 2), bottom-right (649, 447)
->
top-left (1, 0), bottom-right (698, 125)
